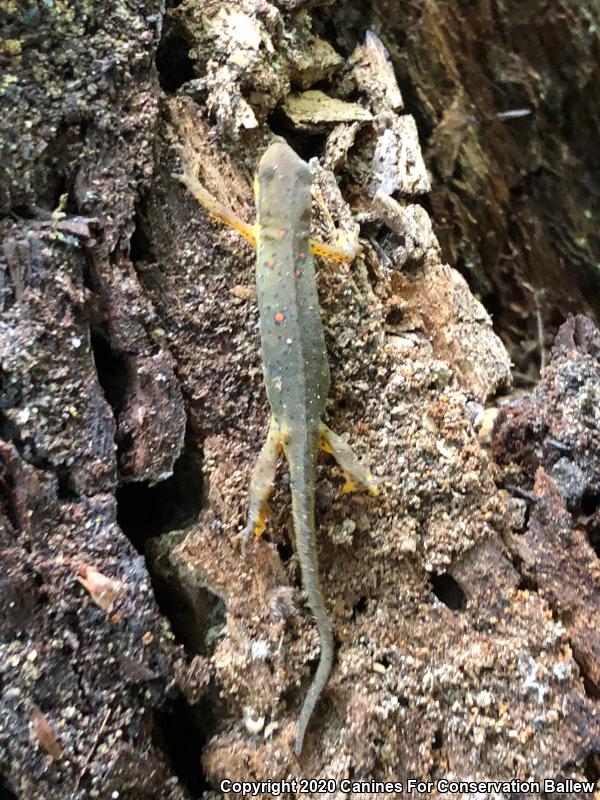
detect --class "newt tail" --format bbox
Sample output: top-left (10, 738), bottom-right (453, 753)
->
top-left (285, 429), bottom-right (334, 757)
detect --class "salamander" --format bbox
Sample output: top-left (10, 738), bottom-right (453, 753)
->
top-left (176, 140), bottom-right (379, 757)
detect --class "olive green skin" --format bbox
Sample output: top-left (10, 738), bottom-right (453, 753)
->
top-left (256, 142), bottom-right (329, 423)
top-left (255, 142), bottom-right (333, 757)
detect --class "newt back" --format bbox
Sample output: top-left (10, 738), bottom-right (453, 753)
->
top-left (255, 142), bottom-right (329, 423)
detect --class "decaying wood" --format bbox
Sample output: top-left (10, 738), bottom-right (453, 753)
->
top-left (494, 315), bottom-right (600, 696)
top-left (1, 0), bottom-right (599, 798)
top-left (354, 0), bottom-right (600, 382)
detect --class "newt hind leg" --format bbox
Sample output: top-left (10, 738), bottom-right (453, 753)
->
top-left (236, 418), bottom-right (282, 550)
top-left (319, 422), bottom-right (380, 495)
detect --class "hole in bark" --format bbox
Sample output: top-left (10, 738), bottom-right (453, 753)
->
top-left (90, 333), bottom-right (129, 416)
top-left (353, 595), bottom-right (368, 616)
top-left (55, 465), bottom-right (78, 501)
top-left (385, 307), bottom-right (404, 326)
top-left (276, 539), bottom-right (294, 565)
top-left (432, 728), bottom-right (443, 750)
top-left (581, 491), bottom-right (600, 516)
top-left (0, 773), bottom-right (18, 800)
top-left (586, 512), bottom-right (600, 558)
top-left (266, 110), bottom-right (328, 162)
top-left (584, 751), bottom-right (600, 783)
top-left (0, 440), bottom-right (20, 534)
top-left (517, 573), bottom-right (539, 593)
top-left (116, 432), bottom-right (203, 550)
top-left (153, 695), bottom-right (212, 798)
top-left (49, 170), bottom-right (72, 215)
top-left (156, 25), bottom-right (195, 93)
top-left (431, 573), bottom-right (466, 611)
top-left (130, 205), bottom-right (156, 265)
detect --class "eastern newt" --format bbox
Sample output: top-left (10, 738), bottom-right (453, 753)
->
top-left (176, 140), bottom-right (379, 756)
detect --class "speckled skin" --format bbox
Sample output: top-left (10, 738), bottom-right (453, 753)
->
top-left (255, 143), bottom-right (332, 756)
top-left (176, 140), bottom-right (378, 757)
top-left (256, 144), bottom-right (330, 425)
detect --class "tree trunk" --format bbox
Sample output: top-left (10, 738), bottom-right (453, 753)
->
top-left (1, 1), bottom-right (598, 797)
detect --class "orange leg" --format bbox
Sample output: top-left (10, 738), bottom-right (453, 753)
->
top-left (318, 422), bottom-right (380, 495)
top-left (236, 418), bottom-right (282, 550)
top-left (174, 143), bottom-right (360, 264)
top-left (173, 146), bottom-right (258, 248)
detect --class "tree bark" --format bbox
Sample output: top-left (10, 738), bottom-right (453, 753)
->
top-left (1, 1), bottom-right (598, 798)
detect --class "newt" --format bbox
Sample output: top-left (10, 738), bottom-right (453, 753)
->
top-left (176, 140), bottom-right (379, 756)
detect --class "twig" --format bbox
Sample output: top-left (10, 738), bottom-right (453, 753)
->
top-left (74, 708), bottom-right (111, 791)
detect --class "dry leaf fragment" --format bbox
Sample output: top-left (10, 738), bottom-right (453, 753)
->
top-left (30, 704), bottom-right (62, 760)
top-left (76, 565), bottom-right (124, 613)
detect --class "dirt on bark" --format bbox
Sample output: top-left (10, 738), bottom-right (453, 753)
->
top-left (1, 1), bottom-right (599, 798)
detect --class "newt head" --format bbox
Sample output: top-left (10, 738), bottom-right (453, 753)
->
top-left (256, 142), bottom-right (310, 235)
top-left (258, 141), bottom-right (306, 181)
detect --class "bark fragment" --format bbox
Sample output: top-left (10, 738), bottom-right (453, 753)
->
top-left (494, 314), bottom-right (600, 698)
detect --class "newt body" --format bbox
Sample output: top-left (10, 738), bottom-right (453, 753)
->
top-left (177, 141), bottom-right (378, 756)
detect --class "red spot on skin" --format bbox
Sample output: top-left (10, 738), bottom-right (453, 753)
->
top-left (274, 312), bottom-right (285, 323)
top-left (298, 251), bottom-right (306, 260)
top-left (264, 258), bottom-right (275, 269)
top-left (295, 269), bottom-right (302, 278)
top-left (277, 228), bottom-right (288, 239)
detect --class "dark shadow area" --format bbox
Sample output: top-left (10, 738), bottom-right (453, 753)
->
top-left (129, 204), bottom-right (157, 266)
top-left (432, 728), bottom-right (443, 750)
top-left (116, 432), bottom-right (204, 551)
top-left (266, 107), bottom-right (328, 162)
top-left (90, 332), bottom-right (129, 417)
top-left (352, 595), bottom-right (368, 618)
top-left (276, 538), bottom-right (295, 566)
top-left (584, 751), bottom-right (600, 784)
top-left (431, 572), bottom-right (467, 612)
top-left (0, 774), bottom-right (18, 800)
top-left (582, 492), bottom-right (600, 558)
top-left (312, 1), bottom-right (374, 57)
top-left (0, 419), bottom-right (20, 534)
top-left (55, 465), bottom-right (79, 502)
top-left (153, 695), bottom-right (215, 798)
top-left (586, 517), bottom-right (600, 559)
top-left (156, 20), bottom-right (195, 93)
top-left (517, 573), bottom-right (539, 593)
top-left (385, 306), bottom-right (405, 327)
